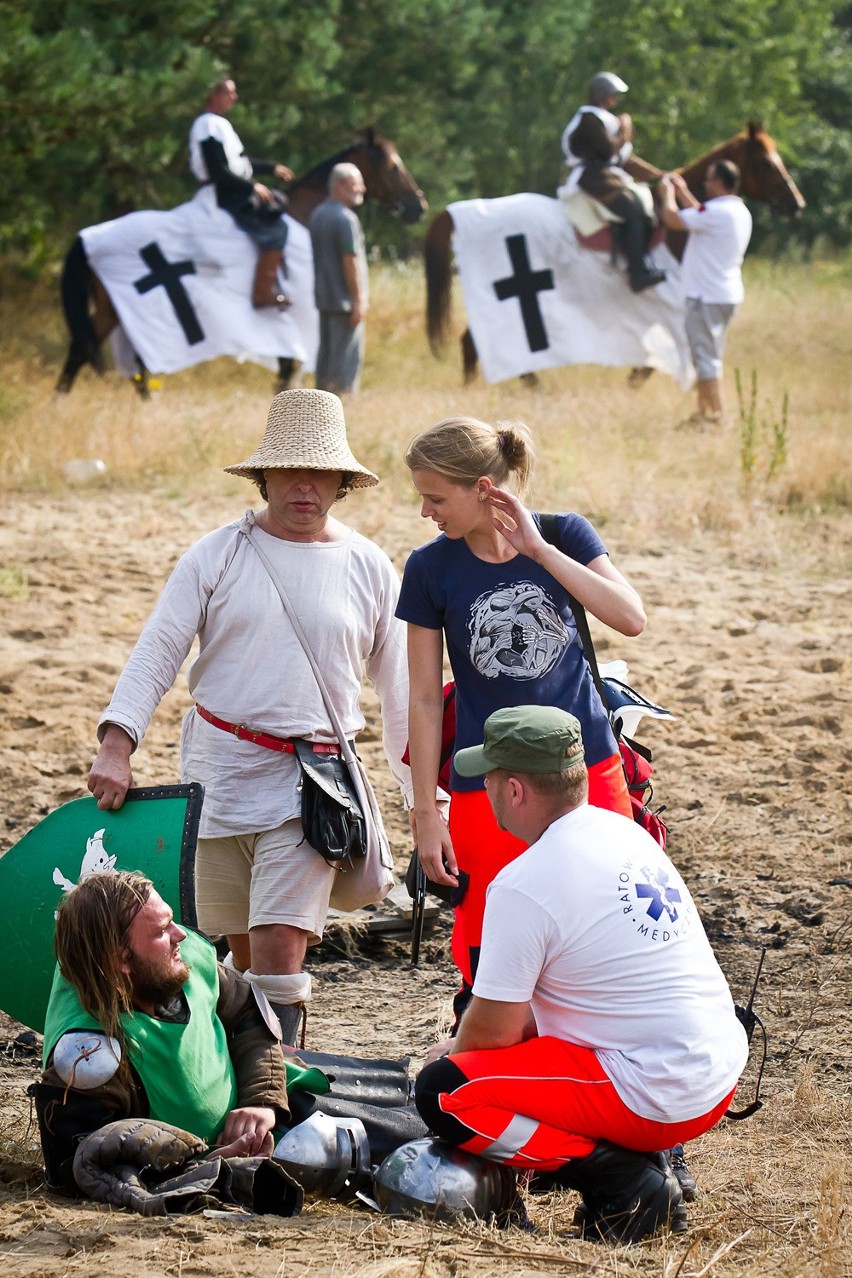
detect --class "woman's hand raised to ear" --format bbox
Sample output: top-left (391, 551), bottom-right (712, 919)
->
top-left (487, 487), bottom-right (547, 559)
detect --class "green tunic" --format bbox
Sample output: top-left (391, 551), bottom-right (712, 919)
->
top-left (43, 930), bottom-right (237, 1145)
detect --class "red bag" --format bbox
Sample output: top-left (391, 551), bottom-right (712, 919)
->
top-left (619, 739), bottom-right (668, 849)
top-left (401, 682), bottom-right (456, 791)
top-left (401, 681), bottom-right (668, 849)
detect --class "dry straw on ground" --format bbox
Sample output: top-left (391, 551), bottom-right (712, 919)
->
top-left (0, 257), bottom-right (849, 1277)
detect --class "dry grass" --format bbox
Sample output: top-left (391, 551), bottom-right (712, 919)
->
top-left (1, 258), bottom-right (850, 550)
top-left (0, 259), bottom-right (850, 1277)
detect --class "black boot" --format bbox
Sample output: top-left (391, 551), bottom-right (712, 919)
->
top-left (667, 1143), bottom-right (698, 1202)
top-left (614, 219), bottom-right (666, 294)
top-left (558, 1140), bottom-right (685, 1245)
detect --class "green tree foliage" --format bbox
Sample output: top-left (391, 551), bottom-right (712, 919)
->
top-left (562, 0), bottom-right (852, 251)
top-left (0, 0), bottom-right (849, 266)
top-left (794, 3), bottom-right (852, 246)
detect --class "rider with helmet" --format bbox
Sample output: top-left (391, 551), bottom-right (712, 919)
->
top-left (561, 71), bottom-right (666, 293)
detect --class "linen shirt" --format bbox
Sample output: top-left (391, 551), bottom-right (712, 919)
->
top-left (100, 512), bottom-right (412, 837)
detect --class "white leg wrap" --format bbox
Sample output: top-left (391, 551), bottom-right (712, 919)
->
top-left (222, 951), bottom-right (242, 974)
top-left (243, 970), bottom-right (312, 1006)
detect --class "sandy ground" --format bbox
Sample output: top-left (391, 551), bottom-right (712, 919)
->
top-left (0, 482), bottom-right (849, 1278)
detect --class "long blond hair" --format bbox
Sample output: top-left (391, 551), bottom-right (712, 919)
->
top-left (54, 871), bottom-right (152, 1046)
top-left (405, 415), bottom-right (535, 496)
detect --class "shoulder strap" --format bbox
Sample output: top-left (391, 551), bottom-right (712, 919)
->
top-left (239, 526), bottom-right (356, 766)
top-left (538, 513), bottom-right (605, 700)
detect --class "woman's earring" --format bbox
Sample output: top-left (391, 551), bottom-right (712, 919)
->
top-left (478, 493), bottom-right (487, 502)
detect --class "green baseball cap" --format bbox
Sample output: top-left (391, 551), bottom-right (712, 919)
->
top-left (454, 705), bottom-right (585, 777)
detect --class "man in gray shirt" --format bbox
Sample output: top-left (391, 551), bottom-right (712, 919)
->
top-left (309, 163), bottom-right (368, 394)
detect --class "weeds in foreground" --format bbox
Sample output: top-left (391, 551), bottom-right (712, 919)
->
top-left (735, 367), bottom-right (789, 494)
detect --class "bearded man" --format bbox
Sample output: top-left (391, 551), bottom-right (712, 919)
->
top-left (34, 871), bottom-right (295, 1201)
top-left (32, 871), bottom-right (426, 1213)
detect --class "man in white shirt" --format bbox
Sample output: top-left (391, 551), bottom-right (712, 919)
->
top-left (415, 705), bottom-right (747, 1245)
top-left (660, 161), bottom-right (753, 425)
top-left (87, 390), bottom-right (413, 1045)
top-left (189, 77), bottom-right (294, 308)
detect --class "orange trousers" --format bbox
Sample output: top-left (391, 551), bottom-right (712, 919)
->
top-left (416, 1036), bottom-right (736, 1170)
top-left (448, 752), bottom-right (631, 986)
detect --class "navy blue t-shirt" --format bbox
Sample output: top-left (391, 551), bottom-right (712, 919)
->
top-left (396, 513), bottom-right (618, 791)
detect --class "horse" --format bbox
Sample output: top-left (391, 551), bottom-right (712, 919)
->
top-left (424, 122), bottom-right (805, 384)
top-left (57, 129), bottom-right (427, 396)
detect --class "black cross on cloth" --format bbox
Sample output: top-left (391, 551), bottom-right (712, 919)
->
top-left (134, 243), bottom-right (204, 345)
top-left (493, 234), bottom-right (554, 352)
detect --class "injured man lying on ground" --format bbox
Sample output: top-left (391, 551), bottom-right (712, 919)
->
top-left (31, 872), bottom-right (425, 1217)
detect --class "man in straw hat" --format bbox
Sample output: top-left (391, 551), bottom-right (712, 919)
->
top-left (88, 389), bottom-right (413, 1043)
top-left (415, 706), bottom-right (748, 1244)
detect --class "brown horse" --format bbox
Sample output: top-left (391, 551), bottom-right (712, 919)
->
top-left (58, 129), bottom-right (427, 396)
top-left (425, 122), bottom-right (804, 383)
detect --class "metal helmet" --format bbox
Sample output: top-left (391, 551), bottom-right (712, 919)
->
top-left (601, 676), bottom-right (674, 741)
top-left (272, 1112), bottom-right (371, 1200)
top-left (373, 1138), bottom-right (518, 1223)
top-left (590, 71), bottom-right (628, 103)
top-left (52, 1031), bottom-right (122, 1089)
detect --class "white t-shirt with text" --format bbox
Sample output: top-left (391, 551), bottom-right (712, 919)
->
top-left (473, 804), bottom-right (748, 1123)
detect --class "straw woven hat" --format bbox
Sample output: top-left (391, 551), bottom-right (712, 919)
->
top-left (224, 389), bottom-right (379, 488)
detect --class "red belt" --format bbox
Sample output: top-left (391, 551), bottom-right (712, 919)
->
top-left (196, 705), bottom-right (340, 754)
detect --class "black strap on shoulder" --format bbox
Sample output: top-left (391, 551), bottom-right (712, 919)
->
top-left (538, 513), bottom-right (605, 700)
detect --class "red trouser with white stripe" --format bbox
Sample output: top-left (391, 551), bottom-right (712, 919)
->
top-left (449, 753), bottom-right (631, 988)
top-left (415, 1036), bottom-right (736, 1172)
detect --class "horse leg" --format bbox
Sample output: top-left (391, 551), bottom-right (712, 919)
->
top-left (56, 340), bottom-right (91, 394)
top-left (628, 367), bottom-right (655, 389)
top-left (461, 328), bottom-right (479, 384)
top-left (276, 357), bottom-right (299, 391)
top-left (91, 276), bottom-right (117, 354)
top-left (132, 357), bottom-right (152, 400)
top-left (90, 275), bottom-right (153, 399)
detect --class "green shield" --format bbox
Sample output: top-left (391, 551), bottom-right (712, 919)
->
top-left (0, 784), bottom-right (202, 1033)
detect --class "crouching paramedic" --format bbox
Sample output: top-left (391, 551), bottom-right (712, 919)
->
top-left (415, 706), bottom-right (748, 1245)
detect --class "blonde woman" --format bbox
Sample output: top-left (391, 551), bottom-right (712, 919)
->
top-left (396, 415), bottom-right (645, 1011)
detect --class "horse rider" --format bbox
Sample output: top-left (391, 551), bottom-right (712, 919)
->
top-left (561, 72), bottom-right (666, 294)
top-left (189, 77), bottom-right (295, 309)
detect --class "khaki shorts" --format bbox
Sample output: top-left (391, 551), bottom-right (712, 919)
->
top-left (685, 296), bottom-right (737, 380)
top-left (195, 819), bottom-right (336, 943)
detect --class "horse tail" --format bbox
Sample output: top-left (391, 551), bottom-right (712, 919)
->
top-left (424, 210), bottom-right (455, 356)
top-left (56, 237), bottom-right (104, 393)
top-left (60, 237), bottom-right (97, 349)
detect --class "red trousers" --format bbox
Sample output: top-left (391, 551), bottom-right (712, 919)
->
top-left (416, 1036), bottom-right (736, 1171)
top-left (448, 753), bottom-right (631, 985)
